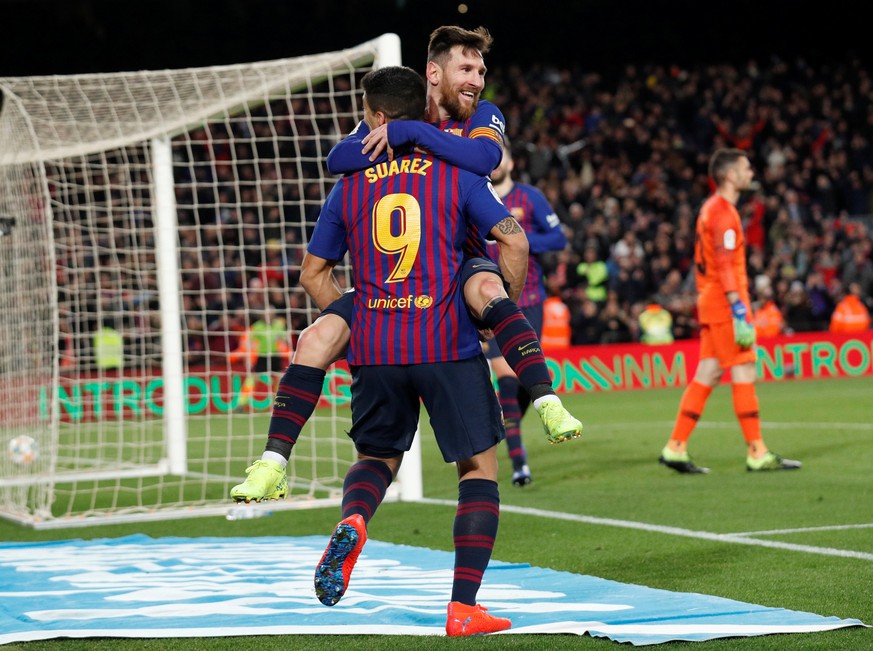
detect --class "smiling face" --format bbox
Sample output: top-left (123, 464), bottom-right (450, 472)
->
top-left (428, 45), bottom-right (486, 122)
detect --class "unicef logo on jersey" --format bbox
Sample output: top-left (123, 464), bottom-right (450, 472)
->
top-left (366, 295), bottom-right (433, 309)
top-left (414, 295), bottom-right (434, 309)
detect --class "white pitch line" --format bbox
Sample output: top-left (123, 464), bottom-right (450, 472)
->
top-left (732, 523), bottom-right (873, 537)
top-left (601, 421), bottom-right (873, 431)
top-left (418, 499), bottom-right (873, 562)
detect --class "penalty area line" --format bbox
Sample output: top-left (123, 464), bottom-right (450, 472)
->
top-left (418, 498), bottom-right (873, 562)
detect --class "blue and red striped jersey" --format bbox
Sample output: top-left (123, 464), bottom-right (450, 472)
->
top-left (486, 183), bottom-right (567, 307)
top-left (434, 101), bottom-right (506, 260)
top-left (308, 153), bottom-right (511, 365)
top-left (327, 100), bottom-right (505, 178)
top-left (326, 103), bottom-right (507, 263)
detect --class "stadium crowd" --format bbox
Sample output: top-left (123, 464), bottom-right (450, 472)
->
top-left (182, 54), bottom-right (873, 362)
top-left (58, 55), bottom-right (873, 369)
top-left (484, 55), bottom-right (873, 344)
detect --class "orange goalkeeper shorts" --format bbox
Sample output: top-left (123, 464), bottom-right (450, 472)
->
top-left (699, 320), bottom-right (757, 368)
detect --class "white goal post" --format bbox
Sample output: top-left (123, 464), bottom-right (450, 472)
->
top-left (0, 33), bottom-right (422, 529)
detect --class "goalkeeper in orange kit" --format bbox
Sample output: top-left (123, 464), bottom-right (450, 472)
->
top-left (659, 148), bottom-right (801, 473)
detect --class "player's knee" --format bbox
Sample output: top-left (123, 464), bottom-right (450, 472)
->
top-left (695, 365), bottom-right (723, 386)
top-left (731, 361), bottom-right (757, 384)
top-left (464, 272), bottom-right (508, 319)
top-left (294, 315), bottom-right (349, 367)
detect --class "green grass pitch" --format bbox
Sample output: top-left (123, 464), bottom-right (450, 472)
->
top-left (4, 376), bottom-right (872, 650)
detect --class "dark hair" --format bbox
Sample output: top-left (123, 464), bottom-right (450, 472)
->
top-left (708, 148), bottom-right (747, 185)
top-left (361, 66), bottom-right (426, 121)
top-left (427, 25), bottom-right (493, 65)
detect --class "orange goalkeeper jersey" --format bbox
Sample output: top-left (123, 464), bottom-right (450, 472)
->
top-left (694, 194), bottom-right (750, 324)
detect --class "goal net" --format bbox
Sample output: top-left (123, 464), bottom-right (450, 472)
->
top-left (0, 33), bottom-right (421, 529)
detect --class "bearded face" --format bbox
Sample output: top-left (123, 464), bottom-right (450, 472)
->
top-left (438, 74), bottom-right (478, 121)
top-left (434, 46), bottom-right (485, 122)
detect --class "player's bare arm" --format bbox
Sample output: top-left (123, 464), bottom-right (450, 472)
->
top-left (299, 252), bottom-right (344, 311)
top-left (489, 216), bottom-right (528, 303)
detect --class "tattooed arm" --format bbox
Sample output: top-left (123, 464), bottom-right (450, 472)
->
top-left (489, 216), bottom-right (529, 304)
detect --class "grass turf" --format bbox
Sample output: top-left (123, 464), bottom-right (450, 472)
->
top-left (3, 375), bottom-right (872, 650)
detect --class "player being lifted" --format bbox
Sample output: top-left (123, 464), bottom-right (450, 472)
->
top-left (484, 140), bottom-right (568, 486)
top-left (231, 26), bottom-right (582, 503)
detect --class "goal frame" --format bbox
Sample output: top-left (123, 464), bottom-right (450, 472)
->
top-left (0, 33), bottom-right (422, 529)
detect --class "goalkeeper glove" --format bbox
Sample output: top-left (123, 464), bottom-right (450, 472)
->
top-left (731, 300), bottom-right (756, 348)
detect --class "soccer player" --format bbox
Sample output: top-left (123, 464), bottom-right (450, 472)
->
top-left (230, 25), bottom-right (581, 503)
top-left (484, 140), bottom-right (568, 486)
top-left (306, 66), bottom-right (517, 635)
top-left (659, 148), bottom-right (801, 473)
top-left (329, 25), bottom-right (581, 445)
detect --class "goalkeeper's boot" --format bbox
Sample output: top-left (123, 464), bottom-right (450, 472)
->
top-left (446, 602), bottom-right (512, 637)
top-left (747, 451), bottom-right (802, 471)
top-left (511, 464), bottom-right (532, 487)
top-left (536, 399), bottom-right (583, 444)
top-left (659, 446), bottom-right (710, 474)
top-left (314, 513), bottom-right (367, 607)
top-left (230, 460), bottom-right (287, 503)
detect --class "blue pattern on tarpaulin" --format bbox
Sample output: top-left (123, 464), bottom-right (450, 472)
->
top-left (0, 535), bottom-right (865, 646)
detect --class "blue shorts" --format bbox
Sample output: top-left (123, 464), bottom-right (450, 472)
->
top-left (484, 302), bottom-right (544, 360)
top-left (349, 355), bottom-right (505, 463)
top-left (459, 257), bottom-right (509, 329)
top-left (320, 290), bottom-right (354, 327)
top-left (459, 256), bottom-right (504, 291)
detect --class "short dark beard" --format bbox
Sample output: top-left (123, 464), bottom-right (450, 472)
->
top-left (490, 168), bottom-right (508, 185)
top-left (438, 78), bottom-right (477, 122)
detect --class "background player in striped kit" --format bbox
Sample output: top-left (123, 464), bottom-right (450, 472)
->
top-left (305, 65), bottom-right (519, 635)
top-left (484, 140), bottom-right (568, 486)
top-left (231, 26), bottom-right (581, 503)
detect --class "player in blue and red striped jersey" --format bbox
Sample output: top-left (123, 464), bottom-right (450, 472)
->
top-left (328, 26), bottom-right (578, 426)
top-left (484, 140), bottom-right (568, 487)
top-left (230, 26), bottom-right (581, 505)
top-left (306, 66), bottom-right (517, 635)
top-left (327, 26), bottom-right (504, 178)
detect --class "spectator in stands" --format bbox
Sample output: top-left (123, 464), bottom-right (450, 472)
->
top-left (638, 301), bottom-right (674, 344)
top-left (574, 240), bottom-right (609, 304)
top-left (597, 293), bottom-right (633, 344)
top-left (841, 246), bottom-right (873, 300)
top-left (805, 270), bottom-right (835, 328)
top-left (752, 276), bottom-right (786, 339)
top-left (541, 287), bottom-right (572, 349)
top-left (783, 281), bottom-right (818, 334)
top-left (830, 282), bottom-right (872, 333)
top-left (93, 319), bottom-right (124, 371)
top-left (571, 298), bottom-right (604, 345)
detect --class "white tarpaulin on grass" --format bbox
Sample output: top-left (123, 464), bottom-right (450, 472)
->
top-left (0, 535), bottom-right (865, 646)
